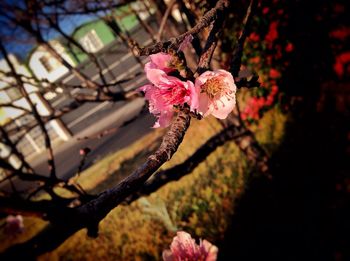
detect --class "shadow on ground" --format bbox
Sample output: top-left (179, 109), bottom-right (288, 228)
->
top-left (219, 0), bottom-right (349, 260)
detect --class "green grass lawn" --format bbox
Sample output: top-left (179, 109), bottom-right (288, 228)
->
top-left (0, 99), bottom-right (287, 260)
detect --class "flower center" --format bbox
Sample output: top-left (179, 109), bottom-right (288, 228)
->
top-left (201, 77), bottom-right (227, 99)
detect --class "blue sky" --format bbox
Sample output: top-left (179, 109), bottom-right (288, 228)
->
top-left (2, 15), bottom-right (96, 60)
top-left (0, 0), bottom-right (99, 61)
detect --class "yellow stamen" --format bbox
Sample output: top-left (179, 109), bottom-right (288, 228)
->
top-left (201, 77), bottom-right (227, 99)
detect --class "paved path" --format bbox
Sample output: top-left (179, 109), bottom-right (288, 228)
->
top-left (52, 22), bottom-right (156, 135)
top-left (30, 21), bottom-right (160, 178)
top-left (30, 98), bottom-right (154, 180)
top-left (1, 21), bottom-right (158, 192)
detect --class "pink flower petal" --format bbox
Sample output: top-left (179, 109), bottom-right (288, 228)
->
top-left (198, 92), bottom-right (212, 117)
top-left (163, 231), bottom-right (218, 261)
top-left (210, 95), bottom-right (236, 119)
top-left (141, 67), bottom-right (197, 128)
top-left (186, 80), bottom-right (199, 111)
top-left (171, 231), bottom-right (198, 259)
top-left (154, 110), bottom-right (174, 128)
top-left (149, 52), bottom-right (174, 73)
top-left (162, 250), bottom-right (174, 261)
top-left (145, 68), bottom-right (168, 86)
top-left (202, 240), bottom-right (219, 261)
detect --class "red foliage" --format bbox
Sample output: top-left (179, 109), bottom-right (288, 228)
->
top-left (262, 7), bottom-right (269, 15)
top-left (269, 68), bottom-right (281, 79)
top-left (285, 43), bottom-right (294, 52)
top-left (242, 4), bottom-right (293, 124)
top-left (333, 52), bottom-right (350, 78)
top-left (265, 21), bottom-right (279, 44)
top-left (249, 56), bottom-right (261, 64)
top-left (241, 85), bottom-right (280, 122)
top-left (333, 4), bottom-right (345, 14)
top-left (329, 27), bottom-right (350, 41)
top-left (249, 32), bottom-right (260, 42)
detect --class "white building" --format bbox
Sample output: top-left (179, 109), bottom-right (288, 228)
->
top-left (0, 54), bottom-right (71, 160)
top-left (28, 40), bottom-right (77, 83)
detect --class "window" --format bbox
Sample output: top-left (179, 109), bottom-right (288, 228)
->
top-left (79, 30), bottom-right (104, 53)
top-left (39, 55), bottom-right (53, 72)
top-left (6, 87), bottom-right (21, 101)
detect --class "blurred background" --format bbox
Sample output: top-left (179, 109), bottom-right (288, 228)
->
top-left (0, 0), bottom-right (349, 260)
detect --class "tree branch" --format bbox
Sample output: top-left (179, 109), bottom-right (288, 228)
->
top-left (230, 0), bottom-right (258, 77)
top-left (134, 0), bottom-right (229, 56)
top-left (124, 122), bottom-right (249, 204)
top-left (157, 0), bottom-right (177, 41)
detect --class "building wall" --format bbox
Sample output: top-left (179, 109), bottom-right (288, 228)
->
top-left (72, 20), bottom-right (116, 62)
top-left (0, 54), bottom-right (38, 122)
top-left (71, 6), bottom-right (142, 63)
top-left (28, 40), bottom-right (76, 83)
top-left (115, 5), bottom-right (139, 30)
top-left (1, 54), bottom-right (71, 160)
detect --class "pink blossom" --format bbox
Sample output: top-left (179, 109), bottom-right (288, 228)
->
top-left (195, 69), bottom-right (236, 119)
top-left (140, 67), bottom-right (198, 128)
top-left (162, 231), bottom-right (218, 261)
top-left (5, 215), bottom-right (24, 235)
top-left (145, 52), bottom-right (175, 74)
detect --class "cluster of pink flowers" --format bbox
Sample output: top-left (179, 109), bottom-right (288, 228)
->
top-left (162, 231), bottom-right (218, 261)
top-left (140, 52), bottom-right (236, 128)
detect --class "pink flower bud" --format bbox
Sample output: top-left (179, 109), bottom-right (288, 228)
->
top-left (5, 215), bottom-right (24, 235)
top-left (79, 147), bottom-right (91, 156)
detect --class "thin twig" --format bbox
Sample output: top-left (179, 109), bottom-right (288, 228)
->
top-left (134, 0), bottom-right (229, 56)
top-left (0, 103), bottom-right (31, 113)
top-left (230, 0), bottom-right (258, 77)
top-left (196, 1), bottom-right (228, 75)
top-left (157, 0), bottom-right (177, 41)
top-left (0, 41), bottom-right (57, 180)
